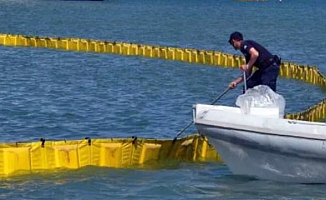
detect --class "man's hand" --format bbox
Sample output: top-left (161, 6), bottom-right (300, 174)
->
top-left (241, 64), bottom-right (249, 71)
top-left (229, 81), bottom-right (237, 89)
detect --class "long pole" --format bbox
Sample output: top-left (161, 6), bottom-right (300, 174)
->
top-left (173, 87), bottom-right (231, 141)
top-left (243, 71), bottom-right (247, 93)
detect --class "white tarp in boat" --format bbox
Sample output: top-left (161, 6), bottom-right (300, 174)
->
top-left (236, 85), bottom-right (285, 118)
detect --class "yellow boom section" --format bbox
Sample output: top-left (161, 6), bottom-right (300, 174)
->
top-left (0, 135), bottom-right (220, 177)
top-left (0, 34), bottom-right (325, 123)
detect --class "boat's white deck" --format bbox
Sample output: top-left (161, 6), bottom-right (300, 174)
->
top-left (195, 104), bottom-right (281, 118)
top-left (194, 104), bottom-right (326, 140)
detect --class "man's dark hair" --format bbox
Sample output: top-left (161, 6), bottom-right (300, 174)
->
top-left (228, 31), bottom-right (243, 44)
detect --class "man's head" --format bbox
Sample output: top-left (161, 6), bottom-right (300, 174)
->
top-left (228, 31), bottom-right (243, 50)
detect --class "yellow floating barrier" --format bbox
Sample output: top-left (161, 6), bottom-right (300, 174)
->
top-left (0, 134), bottom-right (221, 177)
top-left (0, 33), bottom-right (326, 122)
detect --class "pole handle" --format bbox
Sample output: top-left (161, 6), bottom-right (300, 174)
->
top-left (243, 71), bottom-right (247, 93)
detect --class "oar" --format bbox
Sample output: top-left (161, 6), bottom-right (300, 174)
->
top-left (172, 87), bottom-right (231, 142)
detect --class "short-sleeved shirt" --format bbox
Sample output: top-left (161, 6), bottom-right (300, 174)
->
top-left (240, 40), bottom-right (274, 69)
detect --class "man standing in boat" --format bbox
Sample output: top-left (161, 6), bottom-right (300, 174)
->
top-left (228, 31), bottom-right (281, 92)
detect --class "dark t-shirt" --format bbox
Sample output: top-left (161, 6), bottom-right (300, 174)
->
top-left (240, 40), bottom-right (274, 69)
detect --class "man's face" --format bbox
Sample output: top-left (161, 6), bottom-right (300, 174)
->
top-left (230, 39), bottom-right (241, 50)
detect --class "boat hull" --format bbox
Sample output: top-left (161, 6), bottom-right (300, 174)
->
top-left (197, 124), bottom-right (326, 183)
top-left (194, 104), bottom-right (326, 183)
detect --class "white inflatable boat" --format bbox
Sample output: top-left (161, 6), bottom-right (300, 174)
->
top-left (193, 103), bottom-right (326, 183)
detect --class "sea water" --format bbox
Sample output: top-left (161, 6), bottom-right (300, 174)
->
top-left (0, 0), bottom-right (326, 199)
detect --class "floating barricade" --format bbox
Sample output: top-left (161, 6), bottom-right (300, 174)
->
top-left (0, 134), bottom-right (220, 176)
top-left (1, 33), bottom-right (324, 121)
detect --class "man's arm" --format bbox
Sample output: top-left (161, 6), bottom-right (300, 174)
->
top-left (229, 76), bottom-right (243, 89)
top-left (230, 47), bottom-right (259, 89)
top-left (242, 47), bottom-right (259, 71)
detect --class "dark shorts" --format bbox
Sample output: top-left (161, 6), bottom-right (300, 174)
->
top-left (245, 62), bottom-right (280, 92)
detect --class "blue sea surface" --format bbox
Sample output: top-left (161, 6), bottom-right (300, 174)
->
top-left (0, 0), bottom-right (326, 199)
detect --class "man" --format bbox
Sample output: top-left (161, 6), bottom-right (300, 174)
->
top-left (228, 31), bottom-right (281, 92)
